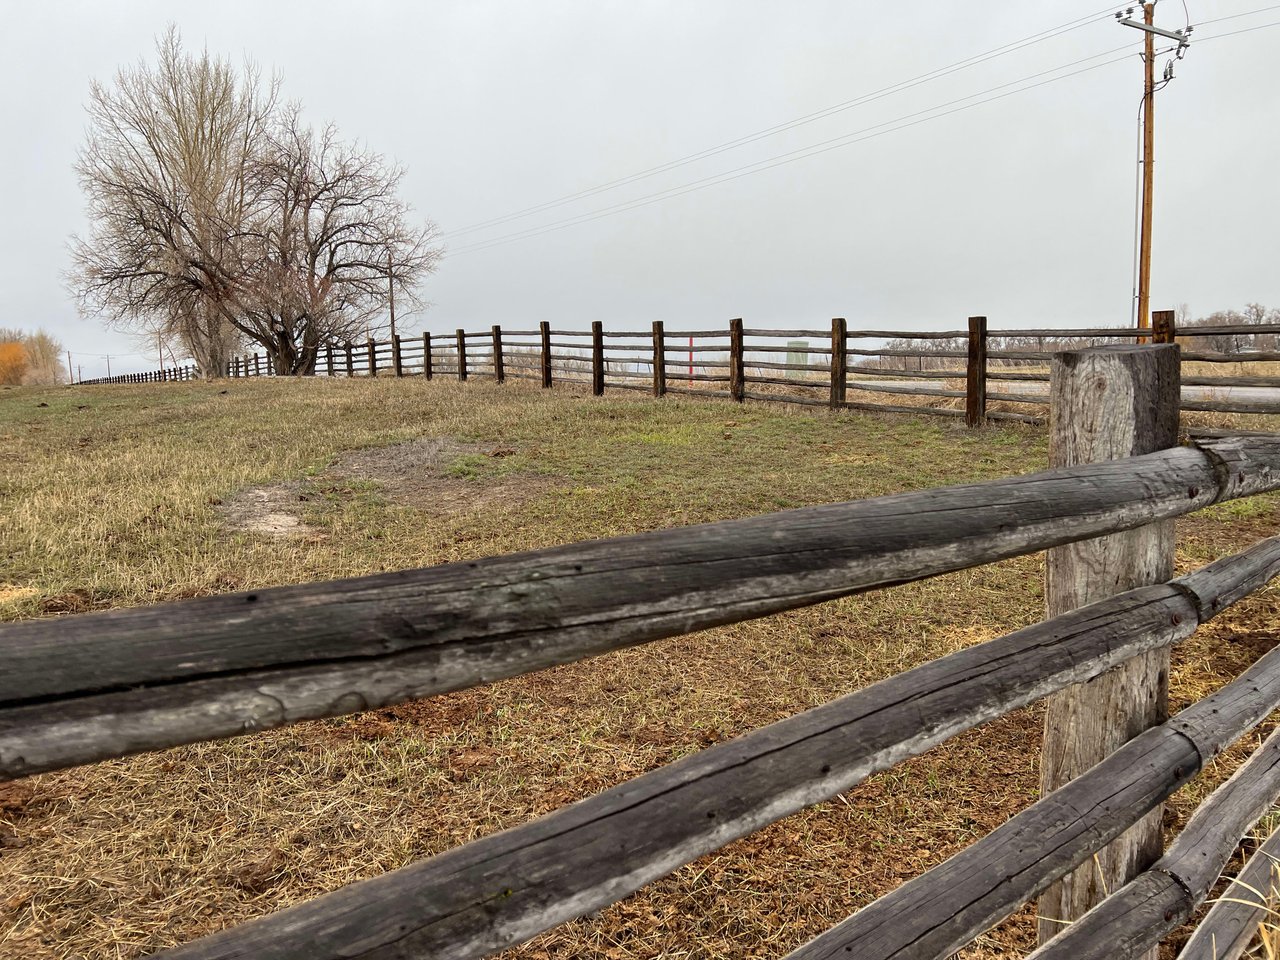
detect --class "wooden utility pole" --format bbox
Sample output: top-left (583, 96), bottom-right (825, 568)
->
top-left (66, 351), bottom-right (73, 383)
top-left (1037, 343), bottom-right (1180, 955)
top-left (1137, 2), bottom-right (1156, 333)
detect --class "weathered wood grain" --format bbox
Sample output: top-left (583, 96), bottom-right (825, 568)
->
top-left (1039, 344), bottom-right (1180, 948)
top-left (1029, 726), bottom-right (1280, 960)
top-left (785, 628), bottom-right (1280, 960)
top-left (1177, 823), bottom-right (1280, 960)
top-left (152, 539), bottom-right (1280, 960)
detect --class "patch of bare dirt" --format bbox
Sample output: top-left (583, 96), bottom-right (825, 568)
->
top-left (218, 438), bottom-right (553, 535)
top-left (217, 481), bottom-right (315, 537)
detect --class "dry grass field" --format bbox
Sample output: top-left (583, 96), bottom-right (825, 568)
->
top-left (1, 376), bottom-right (1278, 960)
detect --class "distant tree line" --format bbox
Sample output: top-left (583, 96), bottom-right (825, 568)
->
top-left (0, 328), bottom-right (66, 386)
top-left (863, 304), bottom-right (1280, 370)
top-left (69, 29), bottom-right (442, 377)
top-left (1175, 303), bottom-right (1280, 352)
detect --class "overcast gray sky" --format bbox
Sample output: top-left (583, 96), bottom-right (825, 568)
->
top-left (2, 1), bottom-right (1276, 379)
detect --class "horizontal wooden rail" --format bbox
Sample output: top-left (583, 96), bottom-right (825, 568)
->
top-left (1176, 821), bottom-right (1280, 960)
top-left (3, 437), bottom-right (1276, 781)
top-left (663, 385), bottom-right (733, 398)
top-left (1179, 322), bottom-right (1280, 336)
top-left (846, 347), bottom-right (967, 358)
top-left (1180, 374), bottom-right (1280, 388)
top-left (787, 548), bottom-right (1280, 959)
top-left (843, 399), bottom-right (962, 418)
top-left (740, 390), bottom-right (829, 407)
top-left (1029, 724), bottom-right (1280, 960)
top-left (994, 326), bottom-right (1148, 338)
top-left (749, 360), bottom-right (832, 372)
top-left (1182, 398), bottom-right (1280, 414)
top-left (1182, 350), bottom-right (1280, 363)
top-left (846, 329), bottom-right (968, 339)
top-left (154, 537), bottom-right (1280, 960)
top-left (741, 327), bottom-right (828, 338)
top-left (846, 382), bottom-right (964, 398)
top-left (744, 376), bottom-right (828, 389)
top-left (661, 329), bottom-right (731, 338)
top-left (849, 367), bottom-right (968, 380)
top-left (987, 370), bottom-right (1051, 382)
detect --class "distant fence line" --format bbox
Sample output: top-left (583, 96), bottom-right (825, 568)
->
top-left (77, 311), bottom-right (1280, 423)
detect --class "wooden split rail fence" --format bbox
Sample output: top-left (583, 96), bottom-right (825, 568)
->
top-left (82, 311), bottom-right (1280, 424)
top-left (20, 345), bottom-right (1280, 958)
top-left (79, 364), bottom-right (199, 385)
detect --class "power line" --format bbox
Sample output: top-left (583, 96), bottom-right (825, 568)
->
top-left (444, 5), bottom-right (1119, 239)
top-left (1193, 3), bottom-right (1280, 27)
top-left (450, 44), bottom-right (1138, 257)
top-left (449, 17), bottom-right (1278, 259)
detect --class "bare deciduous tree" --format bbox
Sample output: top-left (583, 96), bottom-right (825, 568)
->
top-left (69, 29), bottom-right (440, 376)
top-left (237, 107), bottom-right (441, 374)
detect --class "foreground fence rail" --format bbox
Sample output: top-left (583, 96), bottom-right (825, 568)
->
top-left (24, 346), bottom-right (1280, 958)
top-left (77, 312), bottom-right (1280, 425)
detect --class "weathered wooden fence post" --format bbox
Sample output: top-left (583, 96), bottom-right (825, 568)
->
top-left (966, 315), bottom-right (988, 427)
top-left (254, 354), bottom-right (261, 377)
top-left (539, 321), bottom-right (552, 388)
top-left (325, 344), bottom-right (334, 377)
top-left (345, 342), bottom-right (354, 377)
top-left (457, 329), bottom-right (467, 381)
top-left (1037, 342), bottom-right (1180, 952)
top-left (830, 317), bottom-right (847, 408)
top-left (652, 320), bottom-right (666, 397)
top-left (1152, 308), bottom-right (1176, 344)
top-left (729, 318), bottom-right (745, 402)
top-left (591, 320), bottom-right (604, 396)
top-left (367, 338), bottom-right (377, 377)
top-left (392, 335), bottom-right (403, 377)
top-left (422, 332), bottom-right (432, 379)
top-left (492, 325), bottom-right (504, 383)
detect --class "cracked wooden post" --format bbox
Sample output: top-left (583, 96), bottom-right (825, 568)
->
top-left (344, 342), bottom-right (354, 377)
top-left (367, 338), bottom-right (377, 377)
top-left (456, 329), bottom-right (467, 381)
top-left (392, 335), bottom-right (403, 377)
top-left (1037, 342), bottom-right (1180, 953)
top-left (1152, 308), bottom-right (1176, 345)
top-left (422, 332), bottom-right (432, 379)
